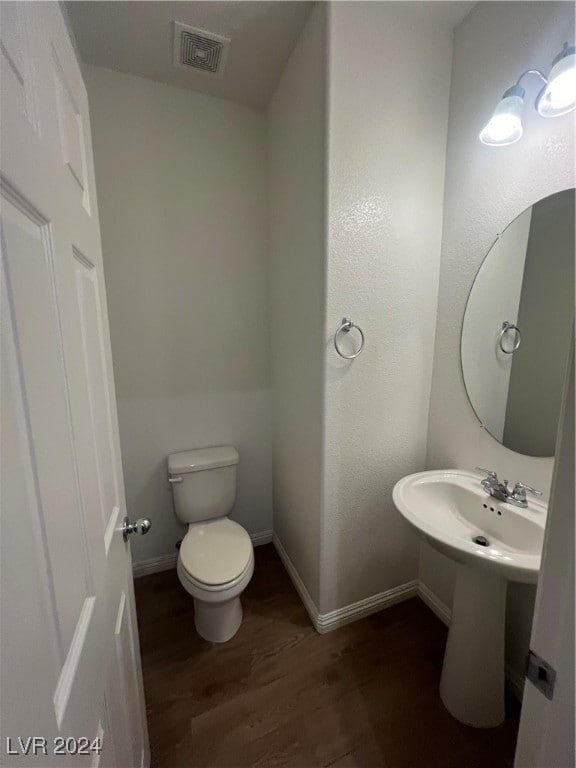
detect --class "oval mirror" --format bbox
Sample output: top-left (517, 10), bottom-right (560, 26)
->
top-left (461, 188), bottom-right (574, 457)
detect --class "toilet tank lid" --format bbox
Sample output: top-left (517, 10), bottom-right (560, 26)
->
top-left (168, 446), bottom-right (239, 474)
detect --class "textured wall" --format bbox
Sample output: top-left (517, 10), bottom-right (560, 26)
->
top-left (425, 1), bottom-right (575, 680)
top-left (322, 2), bottom-right (455, 613)
top-left (85, 66), bottom-right (272, 564)
top-left (267, 6), bottom-right (327, 606)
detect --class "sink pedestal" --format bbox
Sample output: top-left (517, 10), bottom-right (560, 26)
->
top-left (439, 564), bottom-right (507, 728)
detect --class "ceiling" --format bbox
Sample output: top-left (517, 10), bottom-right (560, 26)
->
top-left (67, 1), bottom-right (314, 109)
top-left (432, 1), bottom-right (477, 30)
top-left (68, 1), bottom-right (476, 110)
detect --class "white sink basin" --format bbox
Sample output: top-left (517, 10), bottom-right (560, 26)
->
top-left (393, 469), bottom-right (546, 583)
top-left (393, 469), bottom-right (547, 728)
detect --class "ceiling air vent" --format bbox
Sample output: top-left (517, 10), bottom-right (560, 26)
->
top-left (173, 22), bottom-right (230, 77)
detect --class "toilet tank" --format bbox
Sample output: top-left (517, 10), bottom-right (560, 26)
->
top-left (168, 446), bottom-right (239, 524)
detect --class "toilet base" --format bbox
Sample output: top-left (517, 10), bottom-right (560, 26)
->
top-left (194, 596), bottom-right (243, 643)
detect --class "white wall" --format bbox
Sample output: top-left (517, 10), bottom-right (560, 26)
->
top-left (267, 5), bottom-right (327, 606)
top-left (425, 1), bottom-right (575, 682)
top-left (321, 2), bottom-right (455, 613)
top-left (85, 66), bottom-right (272, 565)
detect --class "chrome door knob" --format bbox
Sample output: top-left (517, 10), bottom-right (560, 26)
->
top-left (122, 516), bottom-right (152, 542)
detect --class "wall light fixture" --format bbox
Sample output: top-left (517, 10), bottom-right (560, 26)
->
top-left (480, 43), bottom-right (576, 146)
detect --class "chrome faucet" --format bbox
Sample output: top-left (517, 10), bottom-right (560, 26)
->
top-left (508, 481), bottom-right (543, 508)
top-left (476, 468), bottom-right (542, 508)
top-left (476, 467), bottom-right (510, 501)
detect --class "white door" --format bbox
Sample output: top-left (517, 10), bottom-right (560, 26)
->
top-left (1, 3), bottom-right (150, 766)
top-left (514, 343), bottom-right (574, 768)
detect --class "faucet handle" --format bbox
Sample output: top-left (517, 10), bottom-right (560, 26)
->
top-left (512, 481), bottom-right (543, 498)
top-left (475, 467), bottom-right (497, 479)
top-left (476, 467), bottom-right (498, 490)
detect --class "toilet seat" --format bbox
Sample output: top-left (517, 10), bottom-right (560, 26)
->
top-left (178, 518), bottom-right (253, 588)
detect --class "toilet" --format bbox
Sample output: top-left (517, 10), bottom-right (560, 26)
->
top-left (168, 446), bottom-right (254, 643)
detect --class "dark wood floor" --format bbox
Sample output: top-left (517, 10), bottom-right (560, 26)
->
top-left (134, 544), bottom-right (520, 768)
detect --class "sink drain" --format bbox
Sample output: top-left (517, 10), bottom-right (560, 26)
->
top-left (473, 535), bottom-right (490, 547)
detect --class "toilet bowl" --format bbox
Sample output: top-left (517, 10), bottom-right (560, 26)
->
top-left (177, 518), bottom-right (254, 642)
top-left (168, 447), bottom-right (254, 642)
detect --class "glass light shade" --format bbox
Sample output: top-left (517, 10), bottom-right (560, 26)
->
top-left (479, 93), bottom-right (524, 146)
top-left (537, 50), bottom-right (576, 117)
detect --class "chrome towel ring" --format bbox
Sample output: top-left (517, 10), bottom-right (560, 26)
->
top-left (499, 321), bottom-right (521, 354)
top-left (334, 317), bottom-right (365, 359)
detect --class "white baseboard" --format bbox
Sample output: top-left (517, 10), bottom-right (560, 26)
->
top-left (132, 528), bottom-right (274, 578)
top-left (317, 579), bottom-right (418, 633)
top-left (132, 553), bottom-right (177, 578)
top-left (272, 534), bottom-right (320, 627)
top-left (418, 581), bottom-right (452, 626)
top-left (250, 529), bottom-right (273, 546)
top-left (273, 535), bottom-right (418, 634)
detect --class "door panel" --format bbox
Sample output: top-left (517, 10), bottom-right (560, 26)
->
top-left (1, 4), bottom-right (149, 766)
top-left (0, 2), bottom-right (39, 132)
top-left (1, 275), bottom-right (62, 753)
top-left (2, 183), bottom-right (90, 651)
top-left (72, 246), bottom-right (121, 553)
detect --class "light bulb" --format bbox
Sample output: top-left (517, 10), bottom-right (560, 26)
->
top-left (537, 46), bottom-right (576, 117)
top-left (480, 86), bottom-right (525, 146)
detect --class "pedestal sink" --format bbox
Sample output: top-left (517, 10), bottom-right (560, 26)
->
top-left (392, 469), bottom-right (546, 728)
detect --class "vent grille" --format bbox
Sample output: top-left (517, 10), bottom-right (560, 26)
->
top-left (173, 22), bottom-right (230, 77)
